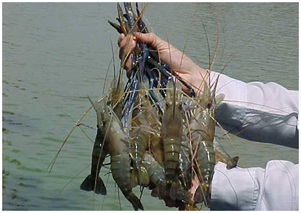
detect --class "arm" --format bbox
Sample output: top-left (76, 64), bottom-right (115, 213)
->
top-left (211, 72), bottom-right (299, 148)
top-left (211, 161), bottom-right (299, 210)
top-left (119, 33), bottom-right (299, 148)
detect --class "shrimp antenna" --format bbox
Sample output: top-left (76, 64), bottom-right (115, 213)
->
top-left (109, 32), bottom-right (116, 79)
top-left (47, 105), bottom-right (93, 173)
top-left (200, 15), bottom-right (211, 71)
top-left (209, 9), bottom-right (220, 72)
top-left (98, 3), bottom-right (119, 93)
top-left (62, 111), bottom-right (95, 143)
top-left (57, 164), bottom-right (90, 196)
top-left (178, 6), bottom-right (198, 72)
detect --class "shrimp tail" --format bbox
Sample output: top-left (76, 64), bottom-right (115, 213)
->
top-left (193, 185), bottom-right (204, 204)
top-left (214, 139), bottom-right (239, 169)
top-left (150, 187), bottom-right (159, 198)
top-left (80, 175), bottom-right (107, 195)
top-left (169, 180), bottom-right (190, 203)
top-left (227, 156), bottom-right (239, 169)
top-left (126, 191), bottom-right (144, 211)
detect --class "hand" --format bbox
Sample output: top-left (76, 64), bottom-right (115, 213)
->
top-left (118, 32), bottom-right (209, 93)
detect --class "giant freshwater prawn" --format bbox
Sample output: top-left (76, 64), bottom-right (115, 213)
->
top-left (47, 3), bottom-right (297, 211)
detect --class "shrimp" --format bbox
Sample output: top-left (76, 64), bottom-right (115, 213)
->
top-left (129, 84), bottom-right (152, 186)
top-left (80, 75), bottom-right (126, 195)
top-left (80, 99), bottom-right (107, 195)
top-left (144, 148), bottom-right (191, 207)
top-left (142, 152), bottom-right (166, 199)
top-left (78, 86), bottom-right (110, 195)
top-left (177, 141), bottom-right (192, 191)
top-left (91, 97), bottom-right (143, 211)
top-left (165, 140), bottom-right (193, 208)
top-left (143, 153), bottom-right (190, 208)
top-left (130, 78), bottom-right (163, 185)
top-left (142, 152), bottom-right (165, 187)
top-left (145, 149), bottom-right (191, 209)
top-left (189, 81), bottom-right (217, 206)
top-left (161, 81), bottom-right (183, 187)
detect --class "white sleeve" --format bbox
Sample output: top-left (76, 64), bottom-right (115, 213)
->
top-left (210, 161), bottom-right (299, 210)
top-left (210, 71), bottom-right (299, 148)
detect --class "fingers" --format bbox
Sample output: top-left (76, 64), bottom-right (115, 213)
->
top-left (118, 33), bottom-right (136, 71)
top-left (117, 33), bottom-right (125, 47)
top-left (118, 32), bottom-right (166, 72)
top-left (135, 32), bottom-right (165, 50)
top-left (135, 32), bottom-right (184, 72)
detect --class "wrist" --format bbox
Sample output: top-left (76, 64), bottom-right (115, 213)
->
top-left (189, 65), bottom-right (209, 95)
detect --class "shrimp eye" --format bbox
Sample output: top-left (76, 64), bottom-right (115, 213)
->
top-left (166, 102), bottom-right (170, 107)
top-left (207, 102), bottom-right (212, 109)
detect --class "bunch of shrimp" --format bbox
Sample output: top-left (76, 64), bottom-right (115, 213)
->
top-left (49, 2), bottom-right (240, 211)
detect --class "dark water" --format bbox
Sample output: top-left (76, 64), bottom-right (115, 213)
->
top-left (2, 3), bottom-right (298, 210)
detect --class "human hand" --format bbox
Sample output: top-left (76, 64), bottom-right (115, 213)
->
top-left (118, 32), bottom-right (208, 93)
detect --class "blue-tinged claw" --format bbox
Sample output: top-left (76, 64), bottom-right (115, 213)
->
top-left (144, 65), bottom-right (164, 114)
top-left (138, 43), bottom-right (149, 78)
top-left (147, 56), bottom-right (172, 81)
top-left (123, 2), bottom-right (136, 35)
top-left (122, 73), bottom-right (139, 128)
